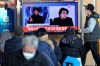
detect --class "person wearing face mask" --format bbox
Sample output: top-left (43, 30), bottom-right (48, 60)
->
top-left (2, 35), bottom-right (50, 66)
top-left (50, 8), bottom-right (73, 26)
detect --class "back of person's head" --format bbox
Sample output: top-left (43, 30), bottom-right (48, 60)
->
top-left (33, 7), bottom-right (40, 12)
top-left (22, 35), bottom-right (38, 51)
top-left (66, 27), bottom-right (76, 35)
top-left (36, 28), bottom-right (48, 37)
top-left (59, 8), bottom-right (69, 16)
top-left (36, 28), bottom-right (48, 41)
top-left (13, 26), bottom-right (23, 36)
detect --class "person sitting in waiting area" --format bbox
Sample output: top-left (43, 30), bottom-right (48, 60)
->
top-left (0, 31), bottom-right (13, 65)
top-left (59, 27), bottom-right (84, 66)
top-left (36, 28), bottom-right (62, 62)
top-left (4, 26), bottom-right (23, 54)
top-left (32, 28), bottom-right (59, 66)
top-left (2, 35), bottom-right (50, 66)
top-left (0, 32), bottom-right (13, 53)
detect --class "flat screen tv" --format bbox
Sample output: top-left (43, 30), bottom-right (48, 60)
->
top-left (22, 2), bottom-right (78, 33)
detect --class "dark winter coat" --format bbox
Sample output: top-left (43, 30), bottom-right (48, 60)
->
top-left (3, 50), bottom-right (50, 66)
top-left (59, 34), bottom-right (84, 64)
top-left (4, 36), bottom-right (22, 54)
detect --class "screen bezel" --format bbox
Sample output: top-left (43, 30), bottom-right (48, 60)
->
top-left (22, 2), bottom-right (78, 34)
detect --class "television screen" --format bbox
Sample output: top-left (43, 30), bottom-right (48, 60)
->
top-left (22, 2), bottom-right (78, 33)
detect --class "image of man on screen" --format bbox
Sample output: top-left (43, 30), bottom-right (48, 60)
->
top-left (50, 8), bottom-right (73, 26)
top-left (28, 7), bottom-right (44, 24)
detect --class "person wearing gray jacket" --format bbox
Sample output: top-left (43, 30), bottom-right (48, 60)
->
top-left (0, 32), bottom-right (13, 53)
top-left (79, 4), bottom-right (100, 66)
top-left (0, 32), bottom-right (13, 65)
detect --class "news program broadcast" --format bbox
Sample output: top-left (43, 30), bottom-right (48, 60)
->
top-left (22, 2), bottom-right (78, 33)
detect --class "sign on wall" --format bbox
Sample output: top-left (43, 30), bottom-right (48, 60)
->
top-left (0, 0), bottom-right (15, 32)
top-left (0, 8), bottom-right (14, 32)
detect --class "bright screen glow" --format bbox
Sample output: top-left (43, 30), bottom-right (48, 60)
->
top-left (22, 2), bottom-right (78, 33)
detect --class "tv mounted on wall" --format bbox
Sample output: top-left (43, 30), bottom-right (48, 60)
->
top-left (22, 2), bottom-right (78, 33)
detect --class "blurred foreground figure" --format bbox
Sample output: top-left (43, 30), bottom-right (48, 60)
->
top-left (3, 35), bottom-right (50, 66)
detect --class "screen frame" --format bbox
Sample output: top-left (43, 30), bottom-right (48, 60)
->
top-left (22, 2), bottom-right (78, 34)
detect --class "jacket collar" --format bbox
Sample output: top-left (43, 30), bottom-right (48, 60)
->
top-left (15, 50), bottom-right (41, 62)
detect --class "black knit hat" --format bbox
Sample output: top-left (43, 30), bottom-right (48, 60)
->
top-left (14, 26), bottom-right (23, 36)
top-left (84, 3), bottom-right (94, 12)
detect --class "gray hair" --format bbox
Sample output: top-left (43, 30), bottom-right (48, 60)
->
top-left (22, 35), bottom-right (38, 49)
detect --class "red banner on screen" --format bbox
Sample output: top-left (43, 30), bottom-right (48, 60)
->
top-left (23, 26), bottom-right (78, 32)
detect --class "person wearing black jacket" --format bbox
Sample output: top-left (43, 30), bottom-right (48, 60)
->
top-left (4, 26), bottom-right (23, 54)
top-left (50, 8), bottom-right (73, 26)
top-left (28, 7), bottom-right (44, 24)
top-left (3, 35), bottom-right (50, 66)
top-left (59, 27), bottom-right (84, 66)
